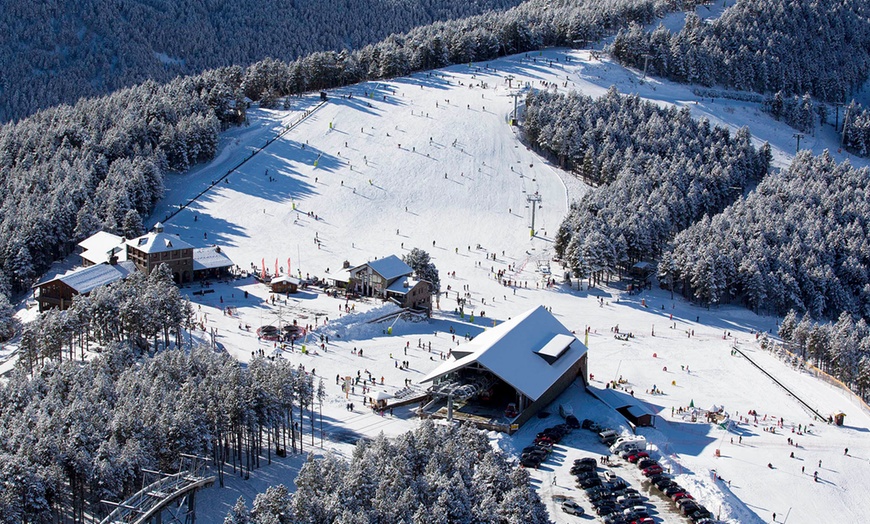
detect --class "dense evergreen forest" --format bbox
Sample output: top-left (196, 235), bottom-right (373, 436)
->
top-left (525, 88), bottom-right (769, 283)
top-left (664, 152), bottom-right (870, 319)
top-left (778, 310), bottom-right (870, 400)
top-left (843, 103), bottom-right (870, 156)
top-left (0, 0), bottom-right (673, 306)
top-left (1, 269), bottom-right (321, 522)
top-left (0, 0), bottom-right (526, 122)
top-left (226, 421), bottom-right (550, 524)
top-left (610, 0), bottom-right (870, 103)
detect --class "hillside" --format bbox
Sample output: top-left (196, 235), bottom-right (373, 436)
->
top-left (0, 0), bottom-right (523, 122)
top-left (102, 45), bottom-right (870, 523)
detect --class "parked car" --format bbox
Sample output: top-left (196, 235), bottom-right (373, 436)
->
top-left (617, 494), bottom-right (643, 505)
top-left (579, 477), bottom-right (603, 488)
top-left (624, 506), bottom-right (649, 518)
top-left (644, 473), bottom-right (669, 486)
top-left (631, 518), bottom-right (655, 524)
top-left (574, 471), bottom-right (597, 481)
top-left (534, 435), bottom-right (555, 446)
top-left (565, 414), bottom-right (581, 428)
top-left (642, 465), bottom-right (664, 476)
top-left (582, 419), bottom-right (603, 432)
top-left (636, 458), bottom-right (658, 469)
top-left (599, 430), bottom-right (619, 444)
top-left (654, 478), bottom-right (679, 491)
top-left (676, 500), bottom-right (697, 514)
top-left (575, 457), bottom-right (598, 467)
top-left (561, 500), bottom-right (585, 516)
top-left (671, 492), bottom-right (693, 502)
top-left (663, 485), bottom-right (687, 497)
top-left (689, 508), bottom-right (713, 522)
top-left (520, 457), bottom-right (541, 468)
top-left (603, 470), bottom-right (619, 482)
top-left (571, 463), bottom-right (596, 474)
top-left (596, 504), bottom-right (620, 516)
top-left (592, 495), bottom-right (617, 507)
top-left (604, 514), bottom-right (628, 524)
top-left (627, 451), bottom-right (650, 463)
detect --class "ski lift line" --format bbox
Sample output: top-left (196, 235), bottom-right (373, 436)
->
top-left (731, 345), bottom-right (827, 422)
top-left (162, 99), bottom-right (328, 226)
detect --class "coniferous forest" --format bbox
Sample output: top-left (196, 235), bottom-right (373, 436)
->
top-left (610, 0), bottom-right (870, 103)
top-left (1, 270), bottom-right (321, 522)
top-left (226, 421), bottom-right (550, 524)
top-left (526, 88), bottom-right (769, 283)
top-left (0, 0), bottom-right (526, 123)
top-left (664, 152), bottom-right (870, 319)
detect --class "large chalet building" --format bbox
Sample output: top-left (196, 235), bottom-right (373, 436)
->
top-left (34, 223), bottom-right (233, 311)
top-left (347, 255), bottom-right (432, 311)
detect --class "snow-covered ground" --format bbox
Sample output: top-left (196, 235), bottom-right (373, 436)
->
top-left (14, 20), bottom-right (870, 522)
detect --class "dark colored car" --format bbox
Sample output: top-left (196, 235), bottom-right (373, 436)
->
top-left (571, 463), bottom-right (595, 474)
top-left (644, 473), bottom-right (669, 486)
top-left (575, 457), bottom-right (598, 467)
top-left (596, 504), bottom-right (620, 516)
top-left (520, 457), bottom-right (541, 468)
top-left (654, 478), bottom-right (679, 491)
top-left (579, 477), bottom-right (603, 488)
top-left (565, 414), bottom-right (581, 428)
top-left (679, 502), bottom-right (700, 514)
top-left (591, 495), bottom-right (617, 507)
top-left (636, 458), bottom-right (658, 469)
top-left (604, 514), bottom-right (628, 524)
top-left (690, 509), bottom-right (713, 522)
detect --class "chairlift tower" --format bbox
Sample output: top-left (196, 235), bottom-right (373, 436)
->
top-left (527, 192), bottom-right (542, 237)
top-left (509, 92), bottom-right (521, 125)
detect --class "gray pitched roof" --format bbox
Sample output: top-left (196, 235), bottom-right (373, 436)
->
top-left (353, 255), bottom-right (413, 281)
top-left (193, 247), bottom-right (234, 271)
top-left (36, 261), bottom-right (137, 295)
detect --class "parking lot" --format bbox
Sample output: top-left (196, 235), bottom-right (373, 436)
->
top-left (520, 418), bottom-right (719, 524)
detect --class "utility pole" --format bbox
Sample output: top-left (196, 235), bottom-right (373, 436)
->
top-left (505, 74), bottom-right (515, 89)
top-left (527, 191), bottom-right (542, 237)
top-left (642, 54), bottom-right (652, 80)
top-left (842, 106), bottom-right (851, 145)
top-left (793, 133), bottom-right (804, 153)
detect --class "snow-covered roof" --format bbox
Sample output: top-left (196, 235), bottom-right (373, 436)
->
top-left (270, 275), bottom-right (300, 285)
top-left (127, 232), bottom-right (194, 254)
top-left (328, 267), bottom-right (352, 284)
top-left (352, 255), bottom-right (412, 281)
top-left (385, 276), bottom-right (422, 295)
top-left (36, 261), bottom-right (137, 295)
top-left (193, 247), bottom-right (234, 270)
top-left (421, 306), bottom-right (587, 401)
top-left (81, 245), bottom-right (127, 266)
top-left (77, 231), bottom-right (124, 253)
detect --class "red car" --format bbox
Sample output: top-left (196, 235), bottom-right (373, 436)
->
top-left (631, 518), bottom-right (654, 524)
top-left (642, 465), bottom-right (664, 476)
top-left (627, 451), bottom-right (649, 463)
top-left (670, 491), bottom-right (692, 501)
